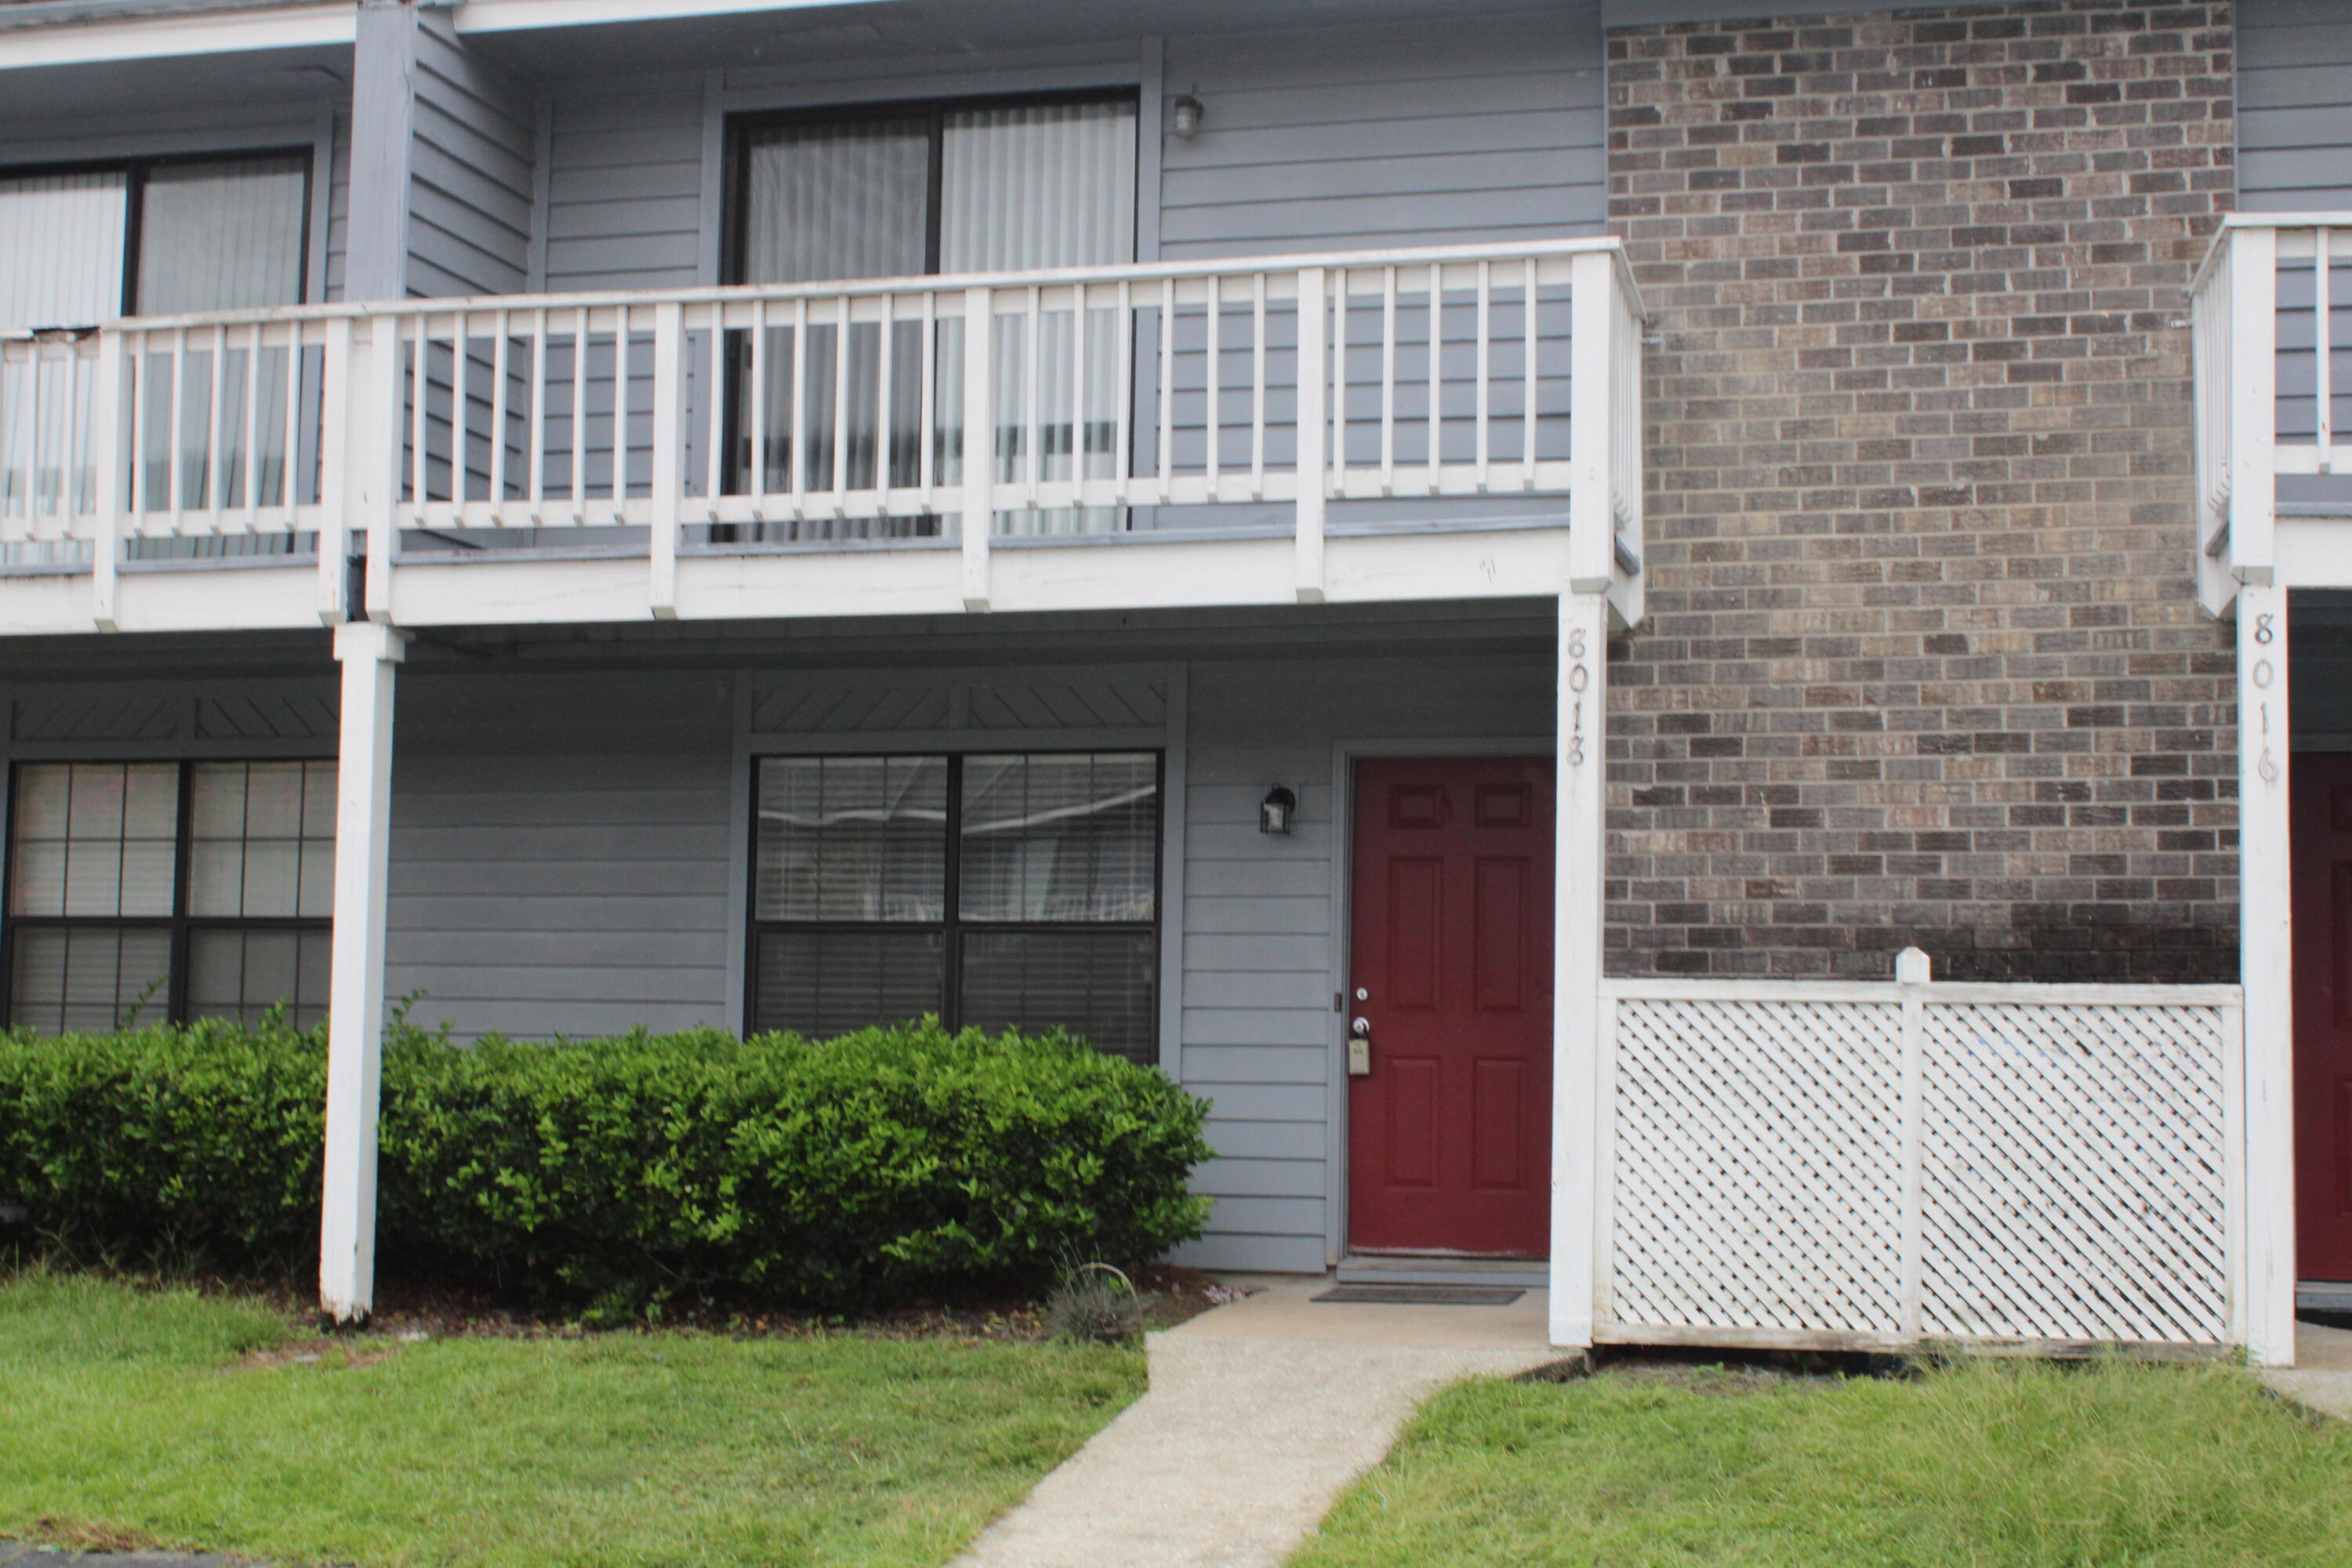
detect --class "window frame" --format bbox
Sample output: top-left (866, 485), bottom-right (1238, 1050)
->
top-left (0, 757), bottom-right (336, 1031)
top-left (722, 86), bottom-right (1143, 287)
top-left (0, 145), bottom-right (317, 323)
top-left (743, 748), bottom-right (1165, 1054)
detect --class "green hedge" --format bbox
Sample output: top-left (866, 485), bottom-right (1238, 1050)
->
top-left (0, 1018), bottom-right (1213, 1312)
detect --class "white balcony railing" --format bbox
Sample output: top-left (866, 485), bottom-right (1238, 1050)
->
top-left (0, 238), bottom-right (1643, 629)
top-left (2191, 215), bottom-right (2352, 607)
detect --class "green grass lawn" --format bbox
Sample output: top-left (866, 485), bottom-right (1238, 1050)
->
top-left (1291, 1356), bottom-right (2352, 1568)
top-left (0, 1269), bottom-right (1142, 1567)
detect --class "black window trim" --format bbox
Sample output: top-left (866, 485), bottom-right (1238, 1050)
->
top-left (722, 85), bottom-right (1143, 287)
top-left (0, 145), bottom-right (318, 322)
top-left (0, 757), bottom-right (336, 1031)
top-left (743, 746), bottom-right (1166, 1056)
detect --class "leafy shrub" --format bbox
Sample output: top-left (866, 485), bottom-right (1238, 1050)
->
top-left (0, 1017), bottom-right (1213, 1312)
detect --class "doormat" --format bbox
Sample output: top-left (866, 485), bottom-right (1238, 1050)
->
top-left (1312, 1284), bottom-right (1525, 1306)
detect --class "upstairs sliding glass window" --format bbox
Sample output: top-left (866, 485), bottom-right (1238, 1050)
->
top-left (727, 94), bottom-right (1138, 540)
top-left (0, 151), bottom-right (310, 330)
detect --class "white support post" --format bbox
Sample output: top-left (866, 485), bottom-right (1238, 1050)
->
top-left (362, 316), bottom-right (403, 622)
top-left (961, 285), bottom-right (993, 613)
top-left (649, 300), bottom-right (684, 619)
top-left (2229, 227), bottom-right (2278, 587)
top-left (1566, 251), bottom-right (1617, 594)
top-left (1294, 266), bottom-right (1328, 603)
top-left (2238, 583), bottom-right (2296, 1367)
top-left (317, 316), bottom-right (354, 623)
top-left (319, 619), bottom-right (408, 1326)
top-left (90, 329), bottom-right (127, 633)
top-left (1550, 589), bottom-right (1609, 1348)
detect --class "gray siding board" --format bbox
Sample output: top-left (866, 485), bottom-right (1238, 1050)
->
top-left (385, 671), bottom-right (733, 1042)
top-left (405, 14), bottom-right (536, 298)
top-left (1182, 1044), bottom-right (1328, 1081)
top-left (1205, 1120), bottom-right (1328, 1160)
top-left (541, 84), bottom-right (703, 293)
top-left (1192, 1159), bottom-right (1325, 1199)
top-left (1167, 1233), bottom-right (1325, 1272)
top-left (2238, 0), bottom-right (2352, 211)
top-left (1195, 1083), bottom-right (1328, 1123)
top-left (1160, 9), bottom-right (1605, 257)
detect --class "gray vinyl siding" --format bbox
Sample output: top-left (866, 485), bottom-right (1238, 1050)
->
top-left (406, 14), bottom-right (537, 299)
top-left (384, 670), bottom-right (735, 1041)
top-left (2238, 0), bottom-right (2352, 211)
top-left (541, 78), bottom-right (706, 294)
top-left (1159, 9), bottom-right (1606, 259)
top-left (1171, 651), bottom-right (1553, 1274)
top-left (323, 110), bottom-right (352, 303)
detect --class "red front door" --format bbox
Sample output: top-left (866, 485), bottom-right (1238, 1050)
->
top-left (2295, 753), bottom-right (2352, 1280)
top-left (1347, 757), bottom-right (1554, 1258)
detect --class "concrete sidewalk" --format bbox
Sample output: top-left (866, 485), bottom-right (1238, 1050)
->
top-left (2263, 1321), bottom-right (2352, 1418)
top-left (951, 1278), bottom-right (1566, 1568)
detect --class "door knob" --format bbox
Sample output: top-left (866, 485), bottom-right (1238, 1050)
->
top-left (1350, 1017), bottom-right (1372, 1036)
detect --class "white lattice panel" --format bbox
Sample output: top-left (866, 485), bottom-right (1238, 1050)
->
top-left (1610, 999), bottom-right (1905, 1334)
top-left (1920, 1004), bottom-right (2229, 1346)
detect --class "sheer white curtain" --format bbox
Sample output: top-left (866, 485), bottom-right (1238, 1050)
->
top-left (133, 154), bottom-right (307, 315)
top-left (943, 101), bottom-right (1136, 536)
top-left (0, 172), bottom-right (128, 328)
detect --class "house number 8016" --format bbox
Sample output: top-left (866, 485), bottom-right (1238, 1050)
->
top-left (1567, 628), bottom-right (1590, 766)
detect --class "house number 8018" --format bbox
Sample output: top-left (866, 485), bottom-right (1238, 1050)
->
top-left (1567, 628), bottom-right (1589, 766)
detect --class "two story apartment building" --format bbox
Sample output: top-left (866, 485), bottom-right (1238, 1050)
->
top-left (0, 0), bottom-right (2343, 1363)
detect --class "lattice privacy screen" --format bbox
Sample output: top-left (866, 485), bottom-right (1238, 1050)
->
top-left (1606, 989), bottom-right (2237, 1348)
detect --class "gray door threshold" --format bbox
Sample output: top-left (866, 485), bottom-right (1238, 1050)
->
top-left (1336, 1254), bottom-right (1548, 1288)
top-left (2299, 1280), bottom-right (2352, 1313)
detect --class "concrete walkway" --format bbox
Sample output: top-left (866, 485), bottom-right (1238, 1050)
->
top-left (2263, 1322), bottom-right (2352, 1418)
top-left (952, 1278), bottom-right (1566, 1568)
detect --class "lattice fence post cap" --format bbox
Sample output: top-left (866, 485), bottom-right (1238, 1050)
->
top-left (1895, 948), bottom-right (1932, 984)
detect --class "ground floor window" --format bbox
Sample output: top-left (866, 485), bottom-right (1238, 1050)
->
top-left (750, 750), bottom-right (1160, 1062)
top-left (3, 759), bottom-right (336, 1032)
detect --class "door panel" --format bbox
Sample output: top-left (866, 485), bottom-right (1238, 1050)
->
top-left (2294, 753), bottom-right (2352, 1279)
top-left (1348, 756), bottom-right (1553, 1258)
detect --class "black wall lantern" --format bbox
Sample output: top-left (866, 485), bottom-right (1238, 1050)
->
top-left (1260, 785), bottom-right (1297, 835)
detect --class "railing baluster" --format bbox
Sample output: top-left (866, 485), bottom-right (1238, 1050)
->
top-left (1251, 271), bottom-right (1266, 501)
top-left (650, 298), bottom-right (682, 615)
top-left (241, 322), bottom-right (261, 518)
top-left (205, 323), bottom-right (226, 521)
top-left (877, 294), bottom-right (897, 503)
top-left (490, 309), bottom-right (510, 513)
top-left (91, 329), bottom-right (126, 630)
top-left (830, 294), bottom-right (850, 509)
top-left (791, 296), bottom-right (808, 504)
top-left (528, 311), bottom-right (547, 516)
top-left (1069, 282), bottom-right (1087, 506)
top-left (961, 285), bottom-right (993, 609)
top-left (750, 297), bottom-right (768, 505)
top-left (1114, 279), bottom-right (1133, 499)
top-left (2320, 227), bottom-right (2336, 472)
top-left (410, 319), bottom-right (428, 517)
top-left (1158, 276), bottom-right (1174, 504)
top-left (281, 321), bottom-right (301, 518)
top-left (570, 306), bottom-right (586, 520)
top-left (1024, 284), bottom-right (1041, 510)
top-left (1427, 262), bottom-right (1442, 492)
top-left (1207, 272), bottom-right (1221, 495)
top-left (702, 311), bottom-right (723, 510)
top-left (1380, 265), bottom-right (1397, 494)
top-left (1295, 266), bottom-right (1328, 602)
top-left (449, 310), bottom-right (469, 511)
top-left (169, 328), bottom-right (188, 524)
top-left (918, 291), bottom-right (936, 505)
top-left (1523, 256), bottom-right (1538, 487)
top-left (612, 308), bottom-right (630, 515)
top-left (1476, 260), bottom-right (1492, 489)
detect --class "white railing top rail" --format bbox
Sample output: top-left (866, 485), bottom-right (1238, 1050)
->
top-left (1602, 975), bottom-right (2244, 1007)
top-left (2190, 212), bottom-right (2352, 296)
top-left (89, 235), bottom-right (1646, 336)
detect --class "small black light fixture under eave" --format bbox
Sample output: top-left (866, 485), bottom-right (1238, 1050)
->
top-left (1171, 93), bottom-right (1204, 139)
top-left (1260, 784), bottom-right (1297, 835)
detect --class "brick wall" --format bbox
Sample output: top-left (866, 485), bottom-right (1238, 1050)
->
top-left (1605, 0), bottom-right (2238, 981)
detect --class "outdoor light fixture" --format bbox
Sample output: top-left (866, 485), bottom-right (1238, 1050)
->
top-left (1260, 785), bottom-right (1297, 835)
top-left (1171, 94), bottom-right (1203, 138)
